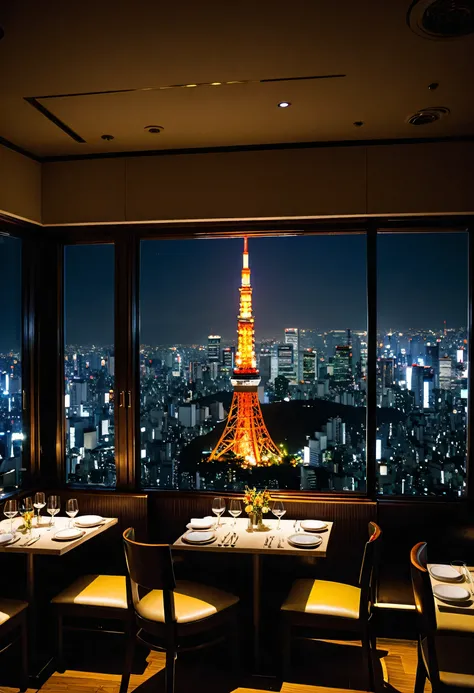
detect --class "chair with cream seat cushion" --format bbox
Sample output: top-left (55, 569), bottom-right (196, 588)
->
top-left (0, 598), bottom-right (28, 692)
top-left (411, 542), bottom-right (474, 692)
top-left (51, 574), bottom-right (130, 672)
top-left (121, 527), bottom-right (240, 693)
top-left (281, 521), bottom-right (382, 690)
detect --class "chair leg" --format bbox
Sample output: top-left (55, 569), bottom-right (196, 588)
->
top-left (415, 651), bottom-right (427, 693)
top-left (119, 627), bottom-right (136, 693)
top-left (56, 611), bottom-right (65, 674)
top-left (19, 616), bottom-right (29, 693)
top-left (282, 620), bottom-right (291, 681)
top-left (165, 648), bottom-right (176, 693)
top-left (362, 630), bottom-right (375, 692)
top-left (369, 628), bottom-right (380, 691)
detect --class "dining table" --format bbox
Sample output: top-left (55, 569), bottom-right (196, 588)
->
top-left (428, 563), bottom-right (474, 635)
top-left (0, 514), bottom-right (118, 682)
top-left (173, 516), bottom-right (333, 670)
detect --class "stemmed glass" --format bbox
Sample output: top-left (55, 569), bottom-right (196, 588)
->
top-left (66, 499), bottom-right (79, 528)
top-left (229, 500), bottom-right (242, 528)
top-left (47, 496), bottom-right (60, 527)
top-left (34, 492), bottom-right (46, 526)
top-left (272, 500), bottom-right (286, 531)
top-left (212, 498), bottom-right (226, 527)
top-left (4, 500), bottom-right (18, 534)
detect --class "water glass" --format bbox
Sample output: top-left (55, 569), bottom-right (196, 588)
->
top-left (272, 500), bottom-right (286, 530)
top-left (229, 499), bottom-right (242, 528)
top-left (47, 495), bottom-right (60, 527)
top-left (34, 492), bottom-right (46, 525)
top-left (212, 498), bottom-right (226, 527)
top-left (66, 499), bottom-right (79, 528)
top-left (4, 500), bottom-right (18, 534)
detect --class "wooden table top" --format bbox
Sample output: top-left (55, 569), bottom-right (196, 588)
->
top-left (0, 516), bottom-right (118, 556)
top-left (173, 517), bottom-right (333, 557)
top-left (428, 563), bottom-right (474, 634)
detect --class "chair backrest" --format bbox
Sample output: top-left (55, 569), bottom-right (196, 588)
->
top-left (359, 521), bottom-right (382, 613)
top-left (410, 542), bottom-right (440, 687)
top-left (123, 527), bottom-right (177, 623)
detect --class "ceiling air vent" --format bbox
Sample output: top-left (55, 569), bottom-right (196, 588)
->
top-left (407, 106), bottom-right (450, 125)
top-left (407, 0), bottom-right (474, 39)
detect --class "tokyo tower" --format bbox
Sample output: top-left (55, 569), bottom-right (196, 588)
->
top-left (209, 238), bottom-right (282, 467)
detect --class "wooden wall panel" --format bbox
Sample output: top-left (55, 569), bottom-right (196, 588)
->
top-left (0, 144), bottom-right (41, 223)
top-left (367, 141), bottom-right (474, 215)
top-left (42, 158), bottom-right (126, 224)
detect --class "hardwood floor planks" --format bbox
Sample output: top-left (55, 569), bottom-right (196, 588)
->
top-left (0, 638), bottom-right (424, 693)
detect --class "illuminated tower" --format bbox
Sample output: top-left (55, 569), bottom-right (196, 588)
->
top-left (209, 238), bottom-right (282, 466)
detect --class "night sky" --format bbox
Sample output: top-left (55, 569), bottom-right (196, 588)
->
top-left (0, 233), bottom-right (468, 352)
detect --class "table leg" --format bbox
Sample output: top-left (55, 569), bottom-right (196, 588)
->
top-left (253, 553), bottom-right (261, 669)
top-left (26, 552), bottom-right (36, 665)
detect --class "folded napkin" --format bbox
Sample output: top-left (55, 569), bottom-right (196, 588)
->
top-left (0, 533), bottom-right (13, 545)
top-left (189, 517), bottom-right (214, 528)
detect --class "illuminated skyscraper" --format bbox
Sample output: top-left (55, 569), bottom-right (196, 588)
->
top-left (209, 239), bottom-right (282, 466)
top-left (302, 349), bottom-right (317, 382)
top-left (207, 335), bottom-right (221, 363)
top-left (284, 328), bottom-right (300, 382)
top-left (333, 345), bottom-right (353, 382)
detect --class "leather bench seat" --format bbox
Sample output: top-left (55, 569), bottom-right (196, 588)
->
top-left (52, 575), bottom-right (127, 609)
top-left (136, 580), bottom-right (239, 624)
top-left (281, 578), bottom-right (361, 619)
top-left (0, 599), bottom-right (28, 627)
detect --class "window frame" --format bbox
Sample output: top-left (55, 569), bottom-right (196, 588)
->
top-left (39, 216), bottom-right (474, 502)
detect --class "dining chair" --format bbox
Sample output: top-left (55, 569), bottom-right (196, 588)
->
top-left (121, 527), bottom-right (240, 693)
top-left (51, 573), bottom-right (130, 672)
top-left (280, 521), bottom-right (382, 690)
top-left (410, 542), bottom-right (474, 693)
top-left (0, 597), bottom-right (28, 691)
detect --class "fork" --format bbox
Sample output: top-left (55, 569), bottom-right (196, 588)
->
top-left (223, 533), bottom-right (235, 547)
top-left (218, 532), bottom-right (230, 547)
top-left (263, 537), bottom-right (269, 547)
top-left (268, 535), bottom-right (275, 548)
top-left (230, 535), bottom-right (239, 547)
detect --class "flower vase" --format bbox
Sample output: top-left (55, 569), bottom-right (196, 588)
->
top-left (248, 510), bottom-right (264, 531)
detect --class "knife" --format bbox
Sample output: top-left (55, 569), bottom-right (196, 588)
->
top-left (26, 536), bottom-right (40, 547)
top-left (224, 533), bottom-right (235, 547)
top-left (231, 535), bottom-right (239, 547)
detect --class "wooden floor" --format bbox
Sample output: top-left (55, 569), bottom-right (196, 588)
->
top-left (0, 638), bottom-right (424, 693)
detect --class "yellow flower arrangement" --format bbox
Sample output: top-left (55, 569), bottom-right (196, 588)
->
top-left (243, 487), bottom-right (272, 516)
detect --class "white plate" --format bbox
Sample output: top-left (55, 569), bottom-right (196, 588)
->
top-left (287, 533), bottom-right (323, 548)
top-left (429, 565), bottom-right (464, 582)
top-left (75, 515), bottom-right (104, 528)
top-left (300, 520), bottom-right (328, 532)
top-left (182, 530), bottom-right (216, 545)
top-left (433, 584), bottom-right (471, 603)
top-left (0, 533), bottom-right (14, 545)
top-left (53, 528), bottom-right (85, 541)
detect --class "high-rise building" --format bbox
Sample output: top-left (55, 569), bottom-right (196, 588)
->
top-left (70, 380), bottom-right (88, 407)
top-left (333, 345), bottom-right (352, 382)
top-left (425, 345), bottom-right (440, 388)
top-left (258, 349), bottom-right (272, 384)
top-left (302, 349), bottom-right (317, 382)
top-left (439, 356), bottom-right (452, 390)
top-left (207, 335), bottom-right (221, 363)
top-left (222, 346), bottom-right (235, 370)
top-left (284, 328), bottom-right (300, 382)
top-left (209, 238), bottom-right (282, 466)
top-left (277, 344), bottom-right (294, 380)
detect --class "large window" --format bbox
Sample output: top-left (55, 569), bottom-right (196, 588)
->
top-left (0, 236), bottom-right (23, 493)
top-left (376, 232), bottom-right (469, 497)
top-left (64, 245), bottom-right (116, 486)
top-left (140, 235), bottom-right (367, 492)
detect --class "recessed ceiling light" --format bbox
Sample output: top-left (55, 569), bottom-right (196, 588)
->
top-left (144, 125), bottom-right (164, 134)
top-left (277, 101), bottom-right (291, 108)
top-left (428, 82), bottom-right (439, 90)
top-left (101, 134), bottom-right (114, 141)
top-left (353, 121), bottom-right (365, 127)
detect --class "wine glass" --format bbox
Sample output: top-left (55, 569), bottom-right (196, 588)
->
top-left (4, 500), bottom-right (18, 534)
top-left (212, 497), bottom-right (226, 527)
top-left (229, 499), bottom-right (242, 528)
top-left (272, 500), bottom-right (286, 531)
top-left (47, 495), bottom-right (60, 527)
top-left (66, 499), bottom-right (79, 528)
top-left (34, 492), bottom-right (46, 526)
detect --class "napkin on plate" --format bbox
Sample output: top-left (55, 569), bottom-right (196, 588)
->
top-left (189, 517), bottom-right (214, 528)
top-left (0, 533), bottom-right (14, 545)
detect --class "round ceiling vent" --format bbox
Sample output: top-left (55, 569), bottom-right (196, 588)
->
top-left (407, 0), bottom-right (474, 39)
top-left (407, 106), bottom-right (450, 125)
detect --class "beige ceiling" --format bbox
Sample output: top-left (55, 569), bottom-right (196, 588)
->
top-left (0, 0), bottom-right (473, 158)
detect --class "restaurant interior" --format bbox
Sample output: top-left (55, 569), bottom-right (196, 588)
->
top-left (0, 1), bottom-right (474, 692)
